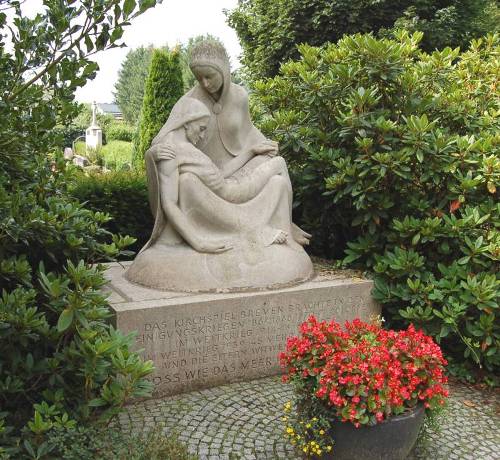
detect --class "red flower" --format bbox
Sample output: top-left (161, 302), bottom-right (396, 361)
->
top-left (280, 316), bottom-right (448, 427)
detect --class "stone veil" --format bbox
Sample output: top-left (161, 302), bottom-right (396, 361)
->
top-left (126, 41), bottom-right (313, 292)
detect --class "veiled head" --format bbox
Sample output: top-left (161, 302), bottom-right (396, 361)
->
top-left (151, 97), bottom-right (211, 147)
top-left (189, 41), bottom-right (231, 94)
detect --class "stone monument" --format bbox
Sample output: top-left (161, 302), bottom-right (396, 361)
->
top-left (125, 41), bottom-right (313, 292)
top-left (85, 101), bottom-right (102, 150)
top-left (107, 40), bottom-right (380, 397)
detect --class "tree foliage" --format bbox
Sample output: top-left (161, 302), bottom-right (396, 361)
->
top-left (134, 48), bottom-right (184, 167)
top-left (252, 32), bottom-right (499, 380)
top-left (114, 35), bottom-right (223, 125)
top-left (114, 46), bottom-right (155, 124)
top-left (0, 0), bottom-right (157, 456)
top-left (227, 0), bottom-right (495, 80)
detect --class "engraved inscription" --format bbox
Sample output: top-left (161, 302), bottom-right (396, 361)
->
top-left (130, 290), bottom-right (376, 393)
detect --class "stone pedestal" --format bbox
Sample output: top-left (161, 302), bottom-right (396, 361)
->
top-left (85, 125), bottom-right (102, 150)
top-left (105, 262), bottom-right (380, 398)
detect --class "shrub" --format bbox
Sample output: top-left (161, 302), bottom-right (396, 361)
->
top-left (52, 126), bottom-right (85, 148)
top-left (101, 140), bottom-right (134, 169)
top-left (0, 0), bottom-right (157, 456)
top-left (107, 123), bottom-right (136, 142)
top-left (45, 425), bottom-right (197, 460)
top-left (134, 49), bottom-right (184, 168)
top-left (252, 32), bottom-right (499, 379)
top-left (70, 171), bottom-right (152, 255)
top-left (71, 103), bottom-right (116, 134)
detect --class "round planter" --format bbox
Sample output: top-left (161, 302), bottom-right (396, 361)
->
top-left (319, 404), bottom-right (425, 460)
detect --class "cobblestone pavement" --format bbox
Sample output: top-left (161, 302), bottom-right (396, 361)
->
top-left (118, 376), bottom-right (500, 460)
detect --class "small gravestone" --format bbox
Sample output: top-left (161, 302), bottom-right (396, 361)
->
top-left (72, 155), bottom-right (89, 167)
top-left (85, 101), bottom-right (102, 150)
top-left (63, 147), bottom-right (73, 160)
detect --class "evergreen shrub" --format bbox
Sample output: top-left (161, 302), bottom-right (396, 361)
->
top-left (253, 32), bottom-right (499, 380)
top-left (134, 49), bottom-right (184, 168)
top-left (107, 123), bottom-right (135, 142)
top-left (70, 171), bottom-right (152, 254)
top-left (0, 1), bottom-right (157, 457)
top-left (45, 425), bottom-right (198, 460)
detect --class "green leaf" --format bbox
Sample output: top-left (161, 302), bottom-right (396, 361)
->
top-left (88, 398), bottom-right (107, 407)
top-left (123, 0), bottom-right (136, 16)
top-left (57, 308), bottom-right (74, 332)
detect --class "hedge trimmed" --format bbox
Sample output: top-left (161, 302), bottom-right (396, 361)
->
top-left (70, 171), bottom-right (153, 255)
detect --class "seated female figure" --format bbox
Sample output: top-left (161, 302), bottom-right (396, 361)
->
top-left (126, 95), bottom-right (313, 291)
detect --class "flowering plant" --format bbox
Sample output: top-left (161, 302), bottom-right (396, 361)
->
top-left (280, 316), bottom-right (448, 432)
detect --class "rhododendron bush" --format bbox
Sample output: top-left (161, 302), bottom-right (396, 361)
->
top-left (280, 316), bottom-right (448, 427)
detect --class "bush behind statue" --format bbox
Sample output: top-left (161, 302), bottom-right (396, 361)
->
top-left (134, 49), bottom-right (184, 168)
top-left (252, 31), bottom-right (499, 380)
top-left (70, 171), bottom-right (152, 255)
top-left (107, 123), bottom-right (136, 143)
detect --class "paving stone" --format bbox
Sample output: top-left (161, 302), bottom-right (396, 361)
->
top-left (117, 376), bottom-right (500, 460)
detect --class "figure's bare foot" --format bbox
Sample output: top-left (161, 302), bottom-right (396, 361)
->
top-left (272, 230), bottom-right (288, 244)
top-left (292, 223), bottom-right (311, 245)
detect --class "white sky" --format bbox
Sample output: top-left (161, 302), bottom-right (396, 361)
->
top-left (15, 0), bottom-right (242, 103)
top-left (76, 0), bottom-right (242, 103)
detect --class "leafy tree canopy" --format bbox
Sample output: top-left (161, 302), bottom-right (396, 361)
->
top-left (227, 0), bottom-right (496, 80)
top-left (114, 45), bottom-right (155, 124)
top-left (114, 35), bottom-right (224, 125)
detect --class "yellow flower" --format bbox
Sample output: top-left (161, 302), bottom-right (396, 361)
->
top-left (326, 445), bottom-right (332, 452)
top-left (286, 427), bottom-right (294, 434)
top-left (303, 447), bottom-right (308, 453)
top-left (312, 417), bottom-right (318, 422)
top-left (306, 423), bottom-right (312, 429)
top-left (317, 450), bottom-right (322, 455)
top-left (319, 429), bottom-right (325, 435)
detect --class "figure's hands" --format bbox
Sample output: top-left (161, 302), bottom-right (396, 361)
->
top-left (151, 143), bottom-right (176, 162)
top-left (251, 140), bottom-right (279, 157)
top-left (191, 237), bottom-right (233, 254)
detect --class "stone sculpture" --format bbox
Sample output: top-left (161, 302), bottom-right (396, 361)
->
top-left (126, 41), bottom-right (313, 291)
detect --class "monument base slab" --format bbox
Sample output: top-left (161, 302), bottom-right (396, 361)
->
top-left (105, 262), bottom-right (380, 398)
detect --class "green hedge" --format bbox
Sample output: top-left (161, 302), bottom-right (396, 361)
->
top-left (70, 171), bottom-right (153, 255)
top-left (107, 123), bottom-right (135, 142)
top-left (252, 32), bottom-right (499, 381)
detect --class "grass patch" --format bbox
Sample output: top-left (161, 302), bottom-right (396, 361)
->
top-left (73, 140), bottom-right (133, 170)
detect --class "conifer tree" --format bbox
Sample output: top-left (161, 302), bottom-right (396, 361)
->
top-left (114, 46), bottom-right (155, 124)
top-left (134, 49), bottom-right (184, 167)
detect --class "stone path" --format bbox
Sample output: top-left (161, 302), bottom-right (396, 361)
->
top-left (117, 376), bottom-right (500, 460)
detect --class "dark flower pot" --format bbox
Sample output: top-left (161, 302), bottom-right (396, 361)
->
top-left (321, 404), bottom-right (425, 460)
